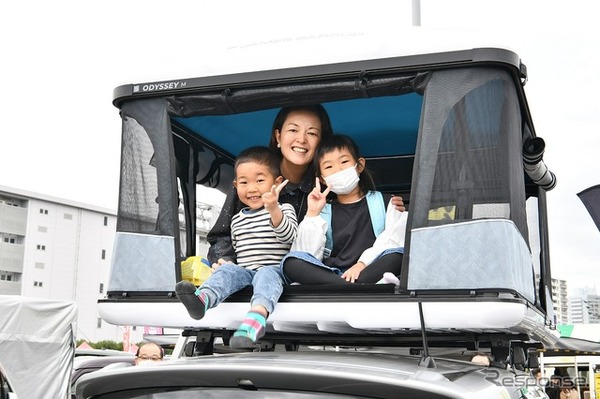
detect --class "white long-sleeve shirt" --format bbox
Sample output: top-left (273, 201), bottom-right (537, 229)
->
top-left (291, 197), bottom-right (407, 267)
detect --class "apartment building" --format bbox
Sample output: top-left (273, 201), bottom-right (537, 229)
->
top-left (0, 184), bottom-right (224, 344)
top-left (569, 296), bottom-right (588, 324)
top-left (550, 277), bottom-right (570, 325)
top-left (586, 294), bottom-right (600, 324)
top-left (0, 185), bottom-right (145, 343)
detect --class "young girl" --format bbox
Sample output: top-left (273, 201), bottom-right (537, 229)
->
top-left (281, 134), bottom-right (406, 285)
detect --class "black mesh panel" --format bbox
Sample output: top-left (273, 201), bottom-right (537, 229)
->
top-left (408, 67), bottom-right (528, 237)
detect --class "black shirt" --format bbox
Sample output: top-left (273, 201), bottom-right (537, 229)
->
top-left (323, 193), bottom-right (391, 270)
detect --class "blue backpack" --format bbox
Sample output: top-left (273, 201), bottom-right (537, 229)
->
top-left (320, 191), bottom-right (386, 258)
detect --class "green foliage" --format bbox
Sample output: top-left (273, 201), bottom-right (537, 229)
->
top-left (93, 340), bottom-right (123, 351)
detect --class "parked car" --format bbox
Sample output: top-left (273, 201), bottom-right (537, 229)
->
top-left (75, 349), bottom-right (548, 399)
top-left (71, 355), bottom-right (136, 394)
top-left (75, 348), bottom-right (133, 358)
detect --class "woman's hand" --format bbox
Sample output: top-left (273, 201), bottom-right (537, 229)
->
top-left (391, 195), bottom-right (405, 212)
top-left (212, 258), bottom-right (232, 270)
top-left (306, 178), bottom-right (331, 217)
top-left (341, 261), bottom-right (367, 283)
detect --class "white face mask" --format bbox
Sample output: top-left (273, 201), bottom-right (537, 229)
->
top-left (323, 164), bottom-right (359, 195)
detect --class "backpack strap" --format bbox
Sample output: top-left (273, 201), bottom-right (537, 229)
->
top-left (322, 203), bottom-right (333, 258)
top-left (366, 191), bottom-right (386, 237)
top-left (321, 191), bottom-right (386, 259)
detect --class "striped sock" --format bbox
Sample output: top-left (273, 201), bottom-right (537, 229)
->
top-left (229, 311), bottom-right (266, 349)
top-left (195, 288), bottom-right (210, 309)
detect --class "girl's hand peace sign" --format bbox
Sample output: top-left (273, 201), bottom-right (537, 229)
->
top-left (306, 178), bottom-right (331, 217)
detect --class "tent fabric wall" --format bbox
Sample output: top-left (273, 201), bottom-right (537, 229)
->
top-left (0, 295), bottom-right (77, 399)
top-left (108, 232), bottom-right (177, 292)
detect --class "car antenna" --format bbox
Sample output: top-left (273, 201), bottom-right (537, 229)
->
top-left (417, 302), bottom-right (436, 368)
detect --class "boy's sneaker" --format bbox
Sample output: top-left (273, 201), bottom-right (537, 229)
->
top-left (175, 281), bottom-right (209, 320)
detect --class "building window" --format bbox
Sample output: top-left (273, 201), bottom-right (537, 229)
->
top-left (36, 244), bottom-right (46, 250)
top-left (4, 237), bottom-right (15, 244)
top-left (39, 208), bottom-right (48, 214)
top-left (104, 216), bottom-right (108, 226)
top-left (97, 318), bottom-right (102, 328)
top-left (99, 283), bottom-right (104, 294)
top-left (64, 213), bottom-right (73, 220)
top-left (101, 249), bottom-right (106, 260)
top-left (35, 262), bottom-right (45, 269)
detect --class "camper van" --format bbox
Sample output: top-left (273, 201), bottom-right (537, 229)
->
top-left (85, 31), bottom-right (559, 398)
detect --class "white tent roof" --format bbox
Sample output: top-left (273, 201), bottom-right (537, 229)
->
top-left (0, 295), bottom-right (77, 399)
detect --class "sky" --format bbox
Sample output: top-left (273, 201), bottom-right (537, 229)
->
top-left (1, 0), bottom-right (599, 292)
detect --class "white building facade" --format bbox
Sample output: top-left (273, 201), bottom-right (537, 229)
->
top-left (0, 185), bottom-right (144, 343)
top-left (568, 297), bottom-right (589, 324)
top-left (550, 278), bottom-right (570, 325)
top-left (587, 294), bottom-right (600, 324)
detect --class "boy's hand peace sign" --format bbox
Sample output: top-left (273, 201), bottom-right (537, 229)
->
top-left (263, 179), bottom-right (289, 228)
top-left (262, 179), bottom-right (289, 212)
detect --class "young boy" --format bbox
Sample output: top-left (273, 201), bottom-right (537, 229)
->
top-left (176, 146), bottom-right (297, 348)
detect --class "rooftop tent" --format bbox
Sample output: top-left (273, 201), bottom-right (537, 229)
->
top-left (109, 63), bottom-right (536, 300)
top-left (103, 46), bottom-right (558, 350)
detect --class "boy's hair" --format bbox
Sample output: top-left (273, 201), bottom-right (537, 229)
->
top-left (234, 146), bottom-right (281, 179)
top-left (315, 134), bottom-right (376, 193)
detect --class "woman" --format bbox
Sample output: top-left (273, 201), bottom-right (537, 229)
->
top-left (206, 105), bottom-right (334, 266)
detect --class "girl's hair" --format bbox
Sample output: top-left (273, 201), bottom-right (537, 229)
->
top-left (315, 134), bottom-right (376, 194)
top-left (268, 104), bottom-right (334, 150)
top-left (234, 146), bottom-right (281, 179)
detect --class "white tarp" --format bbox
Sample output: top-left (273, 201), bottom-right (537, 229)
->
top-left (0, 295), bottom-right (77, 399)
